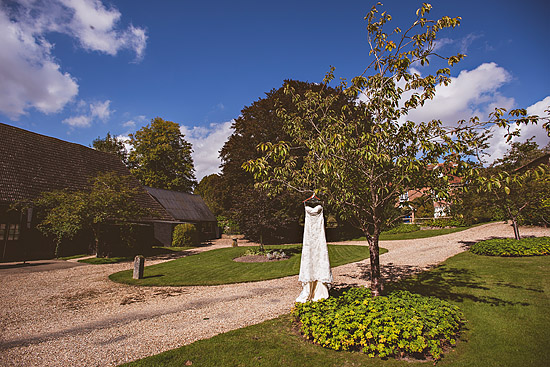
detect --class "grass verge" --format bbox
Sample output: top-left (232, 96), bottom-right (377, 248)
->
top-left (121, 252), bottom-right (550, 367)
top-left (110, 244), bottom-right (377, 286)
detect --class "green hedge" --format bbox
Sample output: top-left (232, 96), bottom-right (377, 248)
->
top-left (470, 236), bottom-right (550, 257)
top-left (292, 287), bottom-right (463, 360)
top-left (172, 223), bottom-right (199, 247)
top-left (383, 223), bottom-right (419, 234)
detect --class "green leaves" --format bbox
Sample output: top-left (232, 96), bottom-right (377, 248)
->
top-left (292, 288), bottom-right (464, 360)
top-left (128, 117), bottom-right (196, 193)
top-left (470, 237), bottom-right (550, 257)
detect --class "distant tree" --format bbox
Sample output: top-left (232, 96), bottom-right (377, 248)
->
top-left (194, 174), bottom-right (228, 217)
top-left (474, 140), bottom-right (550, 238)
top-left (92, 132), bottom-right (128, 165)
top-left (128, 117), bottom-right (196, 192)
top-left (35, 172), bottom-right (153, 257)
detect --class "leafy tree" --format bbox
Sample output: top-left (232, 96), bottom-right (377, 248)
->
top-left (194, 174), bottom-right (228, 217)
top-left (244, 3), bottom-right (549, 295)
top-left (92, 132), bottom-right (128, 165)
top-left (220, 80), bottom-right (352, 244)
top-left (128, 117), bottom-right (196, 192)
top-left (474, 140), bottom-right (550, 239)
top-left (35, 172), bottom-right (153, 257)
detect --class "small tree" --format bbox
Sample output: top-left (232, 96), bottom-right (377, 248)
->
top-left (244, 3), bottom-right (549, 295)
top-left (474, 141), bottom-right (550, 239)
top-left (35, 172), bottom-right (153, 257)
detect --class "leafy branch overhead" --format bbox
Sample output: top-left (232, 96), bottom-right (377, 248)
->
top-left (242, 2), bottom-right (549, 296)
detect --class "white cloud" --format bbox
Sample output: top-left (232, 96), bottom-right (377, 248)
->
top-left (62, 114), bottom-right (91, 127)
top-left (62, 99), bottom-right (111, 128)
top-left (90, 99), bottom-right (112, 120)
top-left (0, 0), bottom-right (146, 119)
top-left (180, 121), bottom-right (235, 181)
top-left (0, 10), bottom-right (78, 119)
top-left (401, 62), bottom-right (513, 125)
top-left (122, 114), bottom-right (147, 129)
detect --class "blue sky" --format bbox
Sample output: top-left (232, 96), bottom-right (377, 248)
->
top-left (1, 0), bottom-right (549, 180)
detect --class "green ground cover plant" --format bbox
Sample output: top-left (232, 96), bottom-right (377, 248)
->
top-left (121, 251), bottom-right (550, 367)
top-left (109, 244), bottom-right (377, 286)
top-left (470, 236), bottom-right (550, 256)
top-left (292, 288), bottom-right (463, 360)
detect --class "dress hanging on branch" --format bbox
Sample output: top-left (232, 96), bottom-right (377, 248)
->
top-left (296, 194), bottom-right (332, 303)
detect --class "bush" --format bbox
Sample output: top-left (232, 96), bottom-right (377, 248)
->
top-left (383, 223), bottom-right (420, 234)
top-left (292, 287), bottom-right (463, 360)
top-left (423, 217), bottom-right (467, 228)
top-left (172, 223), bottom-right (200, 247)
top-left (470, 237), bottom-right (550, 257)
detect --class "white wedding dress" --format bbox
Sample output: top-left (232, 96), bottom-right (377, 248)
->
top-left (296, 205), bottom-right (332, 303)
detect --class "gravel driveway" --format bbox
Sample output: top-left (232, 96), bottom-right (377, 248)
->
top-left (1, 222), bottom-right (548, 366)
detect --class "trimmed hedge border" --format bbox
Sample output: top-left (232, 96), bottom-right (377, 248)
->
top-left (292, 288), bottom-right (464, 360)
top-left (470, 236), bottom-right (550, 257)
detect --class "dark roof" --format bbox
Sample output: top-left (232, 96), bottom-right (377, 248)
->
top-left (0, 123), bottom-right (172, 220)
top-left (514, 153), bottom-right (550, 173)
top-left (145, 187), bottom-right (217, 222)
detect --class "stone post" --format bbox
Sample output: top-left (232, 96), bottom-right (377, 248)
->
top-left (133, 255), bottom-right (145, 279)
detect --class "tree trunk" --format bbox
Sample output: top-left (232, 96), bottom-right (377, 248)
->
top-left (366, 230), bottom-right (382, 296)
top-left (511, 218), bottom-right (521, 240)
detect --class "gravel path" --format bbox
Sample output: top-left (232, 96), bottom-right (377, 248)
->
top-left (1, 222), bottom-right (548, 366)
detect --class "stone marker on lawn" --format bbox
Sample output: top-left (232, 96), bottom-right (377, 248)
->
top-left (133, 255), bottom-right (144, 279)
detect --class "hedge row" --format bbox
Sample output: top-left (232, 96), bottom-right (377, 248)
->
top-left (292, 288), bottom-right (463, 360)
top-left (470, 236), bottom-right (550, 257)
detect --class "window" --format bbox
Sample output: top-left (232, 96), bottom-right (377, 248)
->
top-left (0, 224), bottom-right (5, 241)
top-left (7, 224), bottom-right (20, 241)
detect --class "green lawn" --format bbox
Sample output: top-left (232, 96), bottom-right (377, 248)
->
top-left (121, 252), bottom-right (550, 367)
top-left (110, 244), bottom-right (377, 286)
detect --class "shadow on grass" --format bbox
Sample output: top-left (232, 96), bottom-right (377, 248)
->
top-left (384, 264), bottom-right (530, 307)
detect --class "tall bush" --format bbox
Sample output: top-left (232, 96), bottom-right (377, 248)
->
top-left (172, 223), bottom-right (200, 247)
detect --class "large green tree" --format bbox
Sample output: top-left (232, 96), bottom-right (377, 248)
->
top-left (220, 80), bottom-right (353, 244)
top-left (92, 132), bottom-right (128, 165)
top-left (35, 172), bottom-right (153, 257)
top-left (128, 117), bottom-right (196, 192)
top-left (244, 3), bottom-right (549, 295)
top-left (194, 174), bottom-right (228, 217)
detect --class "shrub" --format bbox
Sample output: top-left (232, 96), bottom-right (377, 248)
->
top-left (423, 217), bottom-right (467, 228)
top-left (172, 223), bottom-right (200, 247)
top-left (470, 237), bottom-right (550, 257)
top-left (292, 287), bottom-right (463, 360)
top-left (383, 223), bottom-right (420, 234)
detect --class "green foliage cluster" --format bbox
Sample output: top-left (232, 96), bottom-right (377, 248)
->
top-left (172, 223), bottom-right (199, 247)
top-left (470, 237), bottom-right (550, 257)
top-left (423, 217), bottom-right (467, 228)
top-left (292, 288), bottom-right (463, 360)
top-left (128, 117), bottom-right (196, 192)
top-left (383, 223), bottom-right (419, 234)
top-left (216, 215), bottom-right (239, 235)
